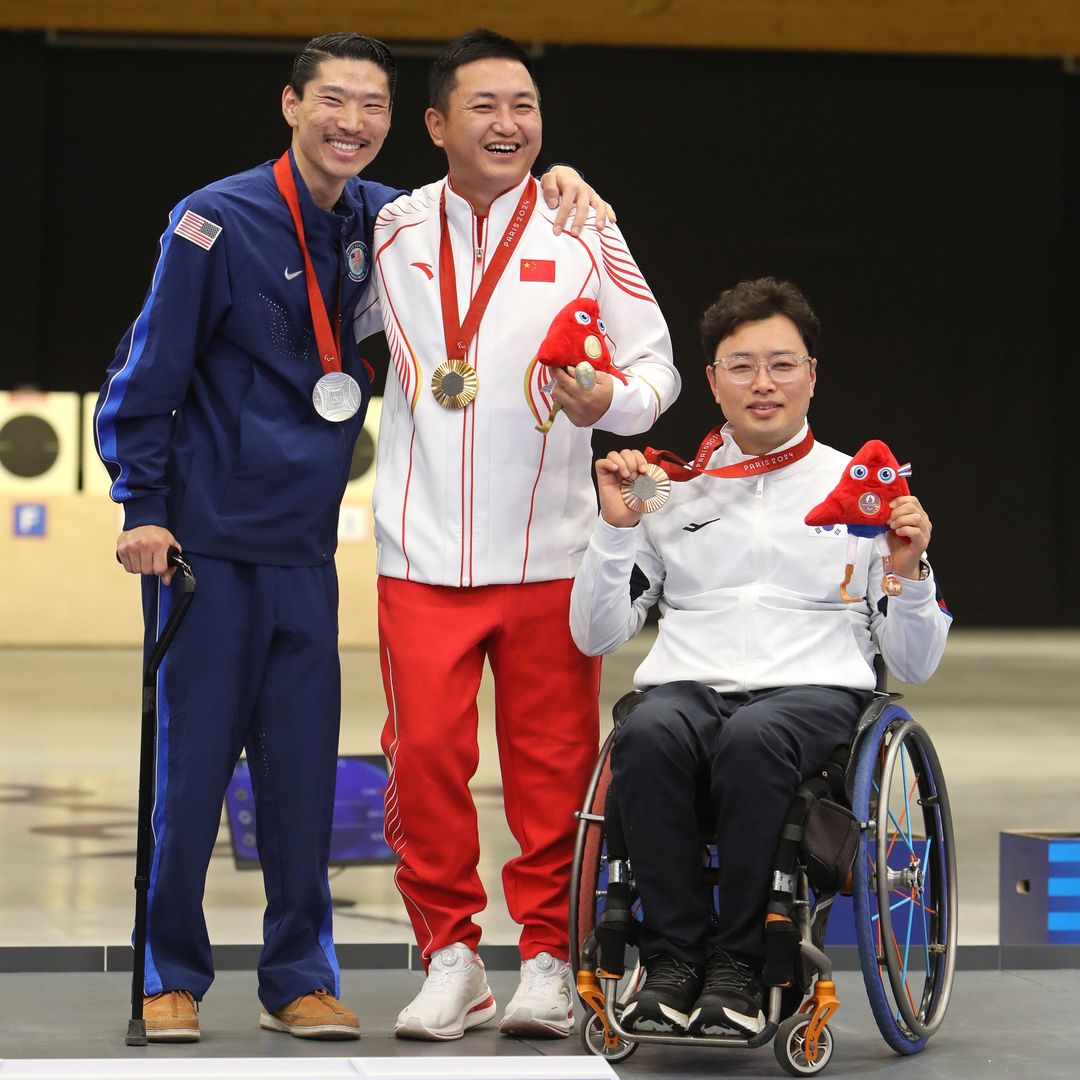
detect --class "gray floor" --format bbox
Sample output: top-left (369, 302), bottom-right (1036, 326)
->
top-left (0, 968), bottom-right (1078, 1077)
top-left (1, 628), bottom-right (1078, 1076)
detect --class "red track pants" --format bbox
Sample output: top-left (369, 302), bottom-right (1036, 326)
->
top-left (378, 576), bottom-right (601, 965)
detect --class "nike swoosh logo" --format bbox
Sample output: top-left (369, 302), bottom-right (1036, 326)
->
top-left (284, 268), bottom-right (303, 280)
top-left (683, 518), bottom-right (721, 533)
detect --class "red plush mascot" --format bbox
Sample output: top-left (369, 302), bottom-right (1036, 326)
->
top-left (804, 439), bottom-right (912, 603)
top-left (532, 298), bottom-right (625, 433)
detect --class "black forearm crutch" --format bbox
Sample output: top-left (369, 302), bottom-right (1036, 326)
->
top-left (126, 548), bottom-right (196, 1046)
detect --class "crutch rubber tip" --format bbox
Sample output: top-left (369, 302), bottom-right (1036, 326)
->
top-left (125, 1018), bottom-right (148, 1046)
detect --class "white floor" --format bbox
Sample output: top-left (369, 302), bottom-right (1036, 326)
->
top-left (1, 628), bottom-right (1078, 949)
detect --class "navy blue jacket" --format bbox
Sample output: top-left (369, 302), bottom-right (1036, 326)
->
top-left (96, 153), bottom-right (403, 566)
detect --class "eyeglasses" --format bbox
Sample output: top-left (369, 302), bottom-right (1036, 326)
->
top-left (711, 352), bottom-right (811, 385)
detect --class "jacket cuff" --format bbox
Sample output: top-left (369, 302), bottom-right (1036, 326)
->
top-left (122, 496), bottom-right (169, 532)
top-left (591, 514), bottom-right (640, 557)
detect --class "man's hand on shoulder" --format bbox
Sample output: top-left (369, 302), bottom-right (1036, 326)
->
top-left (596, 449), bottom-right (647, 529)
top-left (887, 495), bottom-right (932, 580)
top-left (117, 525), bottom-right (182, 585)
top-left (540, 167), bottom-right (616, 236)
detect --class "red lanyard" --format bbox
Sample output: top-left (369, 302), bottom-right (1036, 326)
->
top-left (272, 152), bottom-right (341, 375)
top-left (439, 178), bottom-right (537, 361)
top-left (646, 426), bottom-right (815, 480)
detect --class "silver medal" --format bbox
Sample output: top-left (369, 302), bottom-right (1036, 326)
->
top-left (313, 371), bottom-right (362, 422)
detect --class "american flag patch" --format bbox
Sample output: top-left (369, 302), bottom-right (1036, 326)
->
top-left (174, 209), bottom-right (223, 250)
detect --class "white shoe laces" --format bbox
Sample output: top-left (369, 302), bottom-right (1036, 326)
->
top-left (421, 945), bottom-right (475, 994)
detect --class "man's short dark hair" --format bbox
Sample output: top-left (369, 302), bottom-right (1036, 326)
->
top-left (428, 28), bottom-right (537, 113)
top-left (700, 277), bottom-right (821, 362)
top-left (290, 32), bottom-right (397, 100)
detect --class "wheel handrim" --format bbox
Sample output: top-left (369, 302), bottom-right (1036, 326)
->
top-left (870, 718), bottom-right (957, 1039)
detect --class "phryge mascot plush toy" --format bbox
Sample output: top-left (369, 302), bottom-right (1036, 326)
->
top-left (804, 439), bottom-right (913, 603)
top-left (531, 298), bottom-right (626, 433)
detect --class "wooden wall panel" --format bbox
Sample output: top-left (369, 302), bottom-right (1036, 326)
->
top-left (3, 0), bottom-right (1080, 60)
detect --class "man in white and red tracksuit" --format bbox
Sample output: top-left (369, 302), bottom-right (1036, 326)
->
top-left (366, 29), bottom-right (680, 1041)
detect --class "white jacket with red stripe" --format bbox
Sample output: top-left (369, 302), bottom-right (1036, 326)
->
top-left (368, 174), bottom-right (679, 587)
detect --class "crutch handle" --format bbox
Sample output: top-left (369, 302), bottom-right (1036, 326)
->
top-left (143, 549), bottom-right (196, 678)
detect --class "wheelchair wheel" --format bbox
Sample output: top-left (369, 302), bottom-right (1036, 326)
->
top-left (774, 1013), bottom-right (834, 1075)
top-left (850, 703), bottom-right (957, 1054)
top-left (580, 1010), bottom-right (639, 1062)
top-left (569, 726), bottom-right (617, 974)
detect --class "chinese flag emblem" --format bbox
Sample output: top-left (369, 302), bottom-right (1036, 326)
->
top-left (520, 258), bottom-right (556, 282)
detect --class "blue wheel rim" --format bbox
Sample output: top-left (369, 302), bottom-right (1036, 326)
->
top-left (851, 704), bottom-right (956, 1054)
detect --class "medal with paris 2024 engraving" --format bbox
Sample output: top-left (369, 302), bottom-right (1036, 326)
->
top-left (620, 462), bottom-right (671, 513)
top-left (312, 371), bottom-right (362, 422)
top-left (431, 358), bottom-right (479, 409)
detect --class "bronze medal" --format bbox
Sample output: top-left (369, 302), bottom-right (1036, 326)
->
top-left (431, 358), bottom-right (478, 409)
top-left (621, 463), bottom-right (672, 514)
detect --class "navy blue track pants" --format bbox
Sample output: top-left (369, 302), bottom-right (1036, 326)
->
top-left (139, 553), bottom-right (341, 1011)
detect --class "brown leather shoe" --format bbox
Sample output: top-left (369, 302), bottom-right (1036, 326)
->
top-left (259, 988), bottom-right (360, 1039)
top-left (143, 990), bottom-right (200, 1042)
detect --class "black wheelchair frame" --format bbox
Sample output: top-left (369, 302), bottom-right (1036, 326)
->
top-left (570, 679), bottom-right (958, 1076)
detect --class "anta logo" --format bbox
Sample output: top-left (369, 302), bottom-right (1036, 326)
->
top-left (683, 517), bottom-right (722, 533)
top-left (411, 262), bottom-right (434, 280)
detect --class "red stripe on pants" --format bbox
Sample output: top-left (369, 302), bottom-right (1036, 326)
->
top-left (378, 576), bottom-right (601, 964)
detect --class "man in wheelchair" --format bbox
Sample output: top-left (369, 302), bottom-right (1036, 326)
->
top-left (569, 277), bottom-right (952, 1039)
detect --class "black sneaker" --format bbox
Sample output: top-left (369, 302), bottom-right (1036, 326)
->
top-left (621, 954), bottom-right (703, 1033)
top-left (687, 948), bottom-right (765, 1037)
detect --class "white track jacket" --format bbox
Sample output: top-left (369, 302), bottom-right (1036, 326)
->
top-left (368, 175), bottom-right (679, 587)
top-left (570, 425), bottom-right (952, 691)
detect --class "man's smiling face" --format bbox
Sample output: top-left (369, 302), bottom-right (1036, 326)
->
top-left (425, 57), bottom-right (542, 213)
top-left (282, 57), bottom-right (392, 208)
top-left (706, 314), bottom-right (817, 456)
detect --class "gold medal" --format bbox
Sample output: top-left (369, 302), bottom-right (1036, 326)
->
top-left (621, 463), bottom-right (671, 514)
top-left (431, 358), bottom-right (478, 409)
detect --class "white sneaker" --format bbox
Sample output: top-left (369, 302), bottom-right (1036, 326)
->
top-left (394, 942), bottom-right (497, 1041)
top-left (498, 951), bottom-right (574, 1038)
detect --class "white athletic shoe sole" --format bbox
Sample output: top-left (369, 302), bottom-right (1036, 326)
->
top-left (498, 1007), bottom-right (573, 1038)
top-left (394, 992), bottom-right (497, 1041)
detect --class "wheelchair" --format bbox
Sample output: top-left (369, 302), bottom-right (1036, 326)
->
top-left (570, 677), bottom-right (957, 1076)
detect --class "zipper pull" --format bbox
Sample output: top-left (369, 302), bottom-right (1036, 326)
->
top-left (475, 245), bottom-right (483, 262)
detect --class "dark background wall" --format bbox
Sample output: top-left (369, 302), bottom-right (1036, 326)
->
top-left (3, 31), bottom-right (1076, 625)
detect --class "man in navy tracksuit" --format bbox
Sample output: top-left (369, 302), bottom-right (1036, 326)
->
top-left (95, 33), bottom-right (402, 1042)
top-left (96, 32), bottom-right (606, 1043)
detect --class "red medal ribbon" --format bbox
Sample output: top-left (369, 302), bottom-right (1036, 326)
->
top-left (646, 426), bottom-right (815, 480)
top-left (439, 178), bottom-right (537, 361)
top-left (273, 152), bottom-right (341, 375)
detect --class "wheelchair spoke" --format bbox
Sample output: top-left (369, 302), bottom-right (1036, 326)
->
top-left (890, 925), bottom-right (919, 1017)
top-left (885, 774), bottom-right (921, 862)
top-left (919, 836), bottom-right (933, 973)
